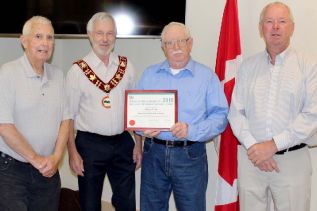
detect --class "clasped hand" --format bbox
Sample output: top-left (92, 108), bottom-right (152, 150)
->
top-left (31, 154), bottom-right (59, 177)
top-left (247, 140), bottom-right (279, 172)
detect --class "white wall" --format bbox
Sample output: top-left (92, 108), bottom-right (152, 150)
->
top-left (1, 0), bottom-right (317, 210)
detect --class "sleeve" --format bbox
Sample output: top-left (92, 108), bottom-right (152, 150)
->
top-left (186, 73), bottom-right (229, 142)
top-left (135, 67), bottom-right (149, 90)
top-left (65, 65), bottom-right (82, 120)
top-left (228, 63), bottom-right (258, 149)
top-left (0, 67), bottom-right (15, 124)
top-left (273, 61), bottom-right (317, 150)
top-left (126, 59), bottom-right (137, 90)
top-left (61, 75), bottom-right (72, 121)
top-left (134, 67), bottom-right (150, 137)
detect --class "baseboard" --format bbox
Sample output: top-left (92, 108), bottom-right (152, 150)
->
top-left (101, 201), bottom-right (115, 211)
top-left (101, 201), bottom-right (139, 211)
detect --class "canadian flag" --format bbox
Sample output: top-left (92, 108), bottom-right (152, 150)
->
top-left (214, 0), bottom-right (241, 210)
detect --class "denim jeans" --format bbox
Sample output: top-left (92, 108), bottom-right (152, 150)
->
top-left (0, 152), bottom-right (61, 211)
top-left (76, 131), bottom-right (136, 211)
top-left (140, 138), bottom-right (208, 211)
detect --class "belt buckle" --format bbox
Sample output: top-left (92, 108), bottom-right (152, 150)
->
top-left (165, 140), bottom-right (175, 147)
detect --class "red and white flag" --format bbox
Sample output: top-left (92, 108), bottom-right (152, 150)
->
top-left (214, 0), bottom-right (241, 210)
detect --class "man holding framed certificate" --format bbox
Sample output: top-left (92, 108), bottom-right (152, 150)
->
top-left (134, 22), bottom-right (229, 211)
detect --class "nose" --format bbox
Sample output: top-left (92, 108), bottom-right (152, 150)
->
top-left (102, 35), bottom-right (108, 41)
top-left (172, 41), bottom-right (180, 50)
top-left (42, 36), bottom-right (53, 46)
top-left (40, 38), bottom-right (49, 47)
top-left (46, 37), bottom-right (52, 43)
top-left (101, 33), bottom-right (110, 43)
top-left (272, 20), bottom-right (279, 29)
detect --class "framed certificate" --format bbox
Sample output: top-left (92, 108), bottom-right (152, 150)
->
top-left (124, 90), bottom-right (178, 131)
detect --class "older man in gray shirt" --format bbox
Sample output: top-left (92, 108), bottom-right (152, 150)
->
top-left (0, 16), bottom-right (69, 211)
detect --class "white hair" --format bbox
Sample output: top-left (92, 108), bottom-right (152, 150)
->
top-left (161, 22), bottom-right (191, 42)
top-left (22, 16), bottom-right (53, 35)
top-left (259, 1), bottom-right (294, 24)
top-left (86, 12), bottom-right (117, 34)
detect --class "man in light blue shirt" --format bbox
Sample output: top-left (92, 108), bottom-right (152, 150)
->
top-left (135, 22), bottom-right (228, 211)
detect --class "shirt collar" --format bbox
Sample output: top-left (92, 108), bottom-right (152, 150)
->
top-left (265, 46), bottom-right (292, 66)
top-left (87, 50), bottom-right (119, 68)
top-left (156, 58), bottom-right (195, 76)
top-left (22, 53), bottom-right (49, 83)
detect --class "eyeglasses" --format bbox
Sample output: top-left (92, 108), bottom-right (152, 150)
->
top-left (162, 38), bottom-right (190, 49)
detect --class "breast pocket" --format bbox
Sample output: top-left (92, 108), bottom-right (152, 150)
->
top-left (279, 78), bottom-right (303, 109)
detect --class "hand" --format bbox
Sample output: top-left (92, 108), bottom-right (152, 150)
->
top-left (143, 129), bottom-right (160, 138)
top-left (68, 150), bottom-right (84, 176)
top-left (29, 154), bottom-right (47, 170)
top-left (39, 155), bottom-right (60, 178)
top-left (171, 122), bottom-right (188, 139)
top-left (256, 157), bottom-right (280, 173)
top-left (247, 140), bottom-right (278, 166)
top-left (133, 141), bottom-right (143, 170)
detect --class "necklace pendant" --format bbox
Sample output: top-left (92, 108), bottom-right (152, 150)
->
top-left (102, 95), bottom-right (111, 109)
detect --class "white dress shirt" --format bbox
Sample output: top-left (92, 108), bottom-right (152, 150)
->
top-left (66, 51), bottom-right (136, 136)
top-left (228, 47), bottom-right (317, 151)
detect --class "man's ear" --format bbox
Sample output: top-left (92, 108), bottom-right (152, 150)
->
top-left (161, 45), bottom-right (167, 57)
top-left (20, 35), bottom-right (27, 49)
top-left (87, 32), bottom-right (93, 41)
top-left (187, 37), bottom-right (193, 51)
top-left (259, 24), bottom-right (263, 38)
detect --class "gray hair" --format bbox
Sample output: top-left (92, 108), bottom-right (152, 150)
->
top-left (86, 12), bottom-right (117, 34)
top-left (22, 16), bottom-right (53, 36)
top-left (259, 1), bottom-right (294, 24)
top-left (161, 22), bottom-right (191, 41)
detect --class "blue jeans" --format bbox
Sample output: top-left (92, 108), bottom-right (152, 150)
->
top-left (0, 152), bottom-right (61, 211)
top-left (76, 131), bottom-right (136, 211)
top-left (140, 139), bottom-right (208, 211)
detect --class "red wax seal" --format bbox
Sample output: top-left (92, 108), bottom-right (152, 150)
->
top-left (129, 120), bottom-right (135, 126)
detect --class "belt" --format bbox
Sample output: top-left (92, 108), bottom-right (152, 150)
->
top-left (0, 151), bottom-right (14, 161)
top-left (0, 151), bottom-right (32, 165)
top-left (151, 137), bottom-right (195, 147)
top-left (276, 143), bottom-right (307, 155)
top-left (77, 130), bottom-right (125, 138)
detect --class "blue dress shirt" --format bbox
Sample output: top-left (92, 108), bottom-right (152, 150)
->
top-left (136, 58), bottom-right (228, 142)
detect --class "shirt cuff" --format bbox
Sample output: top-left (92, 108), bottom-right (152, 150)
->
top-left (241, 133), bottom-right (257, 149)
top-left (186, 124), bottom-right (196, 141)
top-left (0, 117), bottom-right (14, 124)
top-left (273, 132), bottom-right (290, 151)
top-left (62, 113), bottom-right (74, 121)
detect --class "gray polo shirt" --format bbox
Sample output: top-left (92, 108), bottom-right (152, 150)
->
top-left (0, 54), bottom-right (69, 162)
